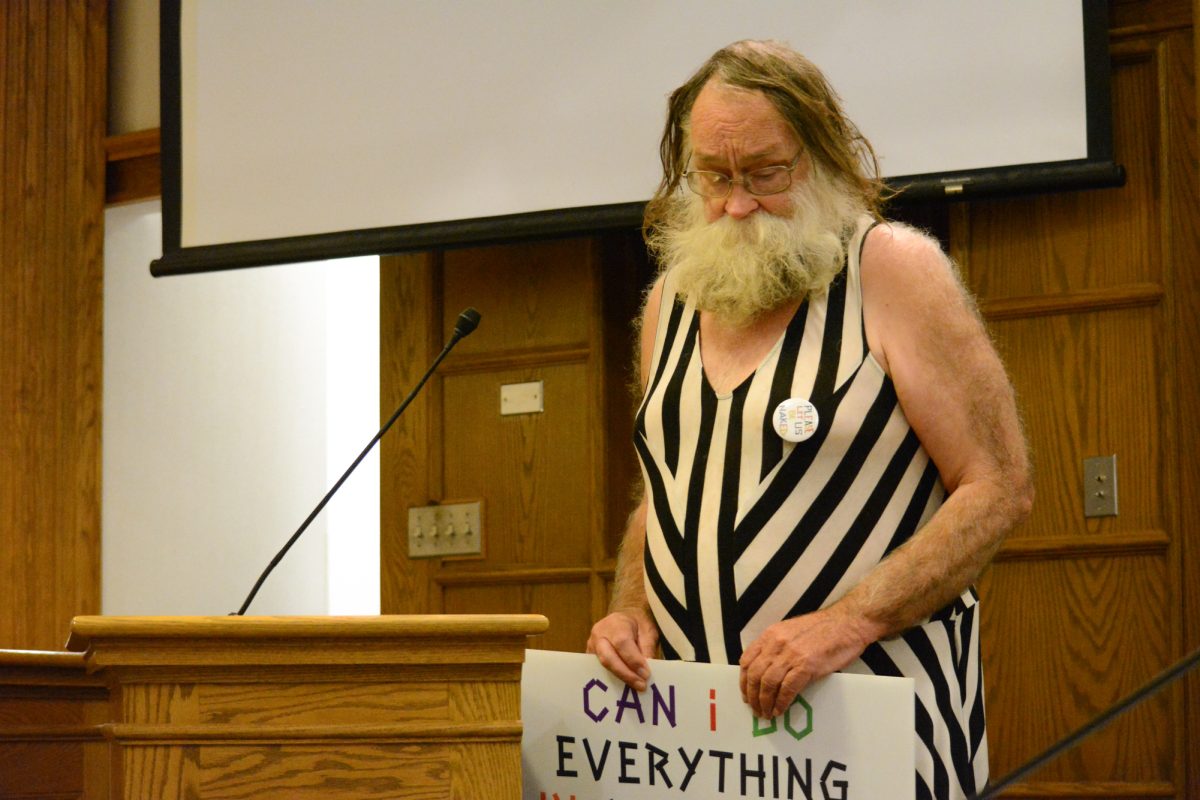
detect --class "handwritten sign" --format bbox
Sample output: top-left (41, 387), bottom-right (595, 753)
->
top-left (521, 650), bottom-right (914, 800)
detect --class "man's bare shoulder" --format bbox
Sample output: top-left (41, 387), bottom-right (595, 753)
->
top-left (636, 275), bottom-right (669, 390)
top-left (860, 222), bottom-right (981, 375)
top-left (861, 221), bottom-right (959, 293)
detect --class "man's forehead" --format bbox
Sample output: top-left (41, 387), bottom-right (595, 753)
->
top-left (691, 82), bottom-right (781, 123)
top-left (690, 145), bottom-right (785, 166)
top-left (689, 82), bottom-right (795, 144)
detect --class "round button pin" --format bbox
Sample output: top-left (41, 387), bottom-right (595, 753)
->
top-left (773, 398), bottom-right (819, 443)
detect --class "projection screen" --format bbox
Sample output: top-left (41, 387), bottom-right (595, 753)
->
top-left (154, 0), bottom-right (1120, 276)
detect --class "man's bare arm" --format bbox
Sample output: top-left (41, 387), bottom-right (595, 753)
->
top-left (739, 224), bottom-right (1033, 717)
top-left (586, 497), bottom-right (657, 690)
top-left (850, 223), bottom-right (1034, 633)
top-left (586, 276), bottom-right (667, 691)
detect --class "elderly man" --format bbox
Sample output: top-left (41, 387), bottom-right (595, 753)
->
top-left (587, 40), bottom-right (1033, 800)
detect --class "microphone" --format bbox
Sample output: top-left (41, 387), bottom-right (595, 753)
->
top-left (232, 307), bottom-right (482, 615)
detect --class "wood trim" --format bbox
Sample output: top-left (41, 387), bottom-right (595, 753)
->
top-left (0, 725), bottom-right (105, 742)
top-left (380, 252), bottom-right (441, 615)
top-left (105, 721), bottom-right (522, 744)
top-left (104, 127), bottom-right (162, 205)
top-left (56, 662), bottom-right (519, 686)
top-left (434, 567), bottom-right (593, 586)
top-left (994, 530), bottom-right (1171, 562)
top-left (979, 283), bottom-right (1164, 321)
top-left (68, 614), bottom-right (548, 642)
top-left (1, 0), bottom-right (106, 651)
top-left (104, 128), bottom-right (160, 160)
top-left (997, 780), bottom-right (1176, 797)
top-left (1112, 20), bottom-right (1193, 40)
top-left (438, 344), bottom-right (591, 375)
top-left (1176, 6), bottom-right (1200, 797)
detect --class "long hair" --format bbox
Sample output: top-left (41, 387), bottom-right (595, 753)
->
top-left (644, 40), bottom-right (887, 242)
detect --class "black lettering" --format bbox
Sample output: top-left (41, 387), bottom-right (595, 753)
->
top-left (618, 740), bottom-right (640, 784)
top-left (555, 735), bottom-right (577, 778)
top-left (678, 747), bottom-right (704, 792)
top-left (646, 742), bottom-right (673, 788)
top-left (820, 760), bottom-right (848, 800)
top-left (709, 749), bottom-right (734, 793)
top-left (741, 752), bottom-right (767, 797)
top-left (786, 756), bottom-right (813, 800)
top-left (582, 737), bottom-right (610, 780)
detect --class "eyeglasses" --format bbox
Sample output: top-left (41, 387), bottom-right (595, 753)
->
top-left (682, 153), bottom-right (803, 198)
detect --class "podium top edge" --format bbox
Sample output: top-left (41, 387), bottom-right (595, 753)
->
top-left (0, 649), bottom-right (88, 669)
top-left (66, 614), bottom-right (550, 651)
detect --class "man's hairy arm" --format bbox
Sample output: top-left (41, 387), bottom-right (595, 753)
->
top-left (586, 497), bottom-right (657, 691)
top-left (586, 277), bottom-right (666, 692)
top-left (739, 223), bottom-right (1034, 717)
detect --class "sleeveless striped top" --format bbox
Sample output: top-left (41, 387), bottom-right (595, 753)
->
top-left (634, 217), bottom-right (989, 799)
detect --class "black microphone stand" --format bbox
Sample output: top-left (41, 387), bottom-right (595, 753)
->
top-left (232, 308), bottom-right (481, 616)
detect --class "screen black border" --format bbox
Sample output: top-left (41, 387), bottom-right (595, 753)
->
top-left (153, 0), bottom-right (1122, 277)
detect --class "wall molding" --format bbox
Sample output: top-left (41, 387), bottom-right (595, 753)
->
top-left (440, 345), bottom-right (592, 375)
top-left (104, 127), bottom-right (161, 205)
top-left (998, 780), bottom-right (1175, 797)
top-left (980, 283), bottom-right (1164, 322)
top-left (434, 567), bottom-right (593, 587)
top-left (994, 529), bottom-right (1170, 562)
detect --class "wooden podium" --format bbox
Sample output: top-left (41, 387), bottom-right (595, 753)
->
top-left (1, 614), bottom-right (548, 799)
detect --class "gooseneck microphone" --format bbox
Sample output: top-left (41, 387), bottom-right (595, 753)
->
top-left (233, 307), bottom-right (482, 616)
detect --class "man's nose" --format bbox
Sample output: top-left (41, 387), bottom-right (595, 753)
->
top-left (723, 183), bottom-right (759, 219)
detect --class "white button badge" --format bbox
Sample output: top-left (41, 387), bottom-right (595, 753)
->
top-left (773, 397), bottom-right (819, 443)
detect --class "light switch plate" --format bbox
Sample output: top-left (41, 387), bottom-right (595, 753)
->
top-left (1083, 455), bottom-right (1118, 518)
top-left (407, 501), bottom-right (482, 558)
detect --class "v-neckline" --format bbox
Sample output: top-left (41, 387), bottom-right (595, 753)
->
top-left (695, 301), bottom-right (803, 400)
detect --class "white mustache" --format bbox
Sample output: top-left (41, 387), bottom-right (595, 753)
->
top-left (649, 168), bottom-right (861, 326)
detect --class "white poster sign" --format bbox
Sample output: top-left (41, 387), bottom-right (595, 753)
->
top-left (522, 650), bottom-right (914, 800)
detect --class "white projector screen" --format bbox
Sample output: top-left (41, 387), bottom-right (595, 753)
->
top-left (154, 0), bottom-right (1119, 276)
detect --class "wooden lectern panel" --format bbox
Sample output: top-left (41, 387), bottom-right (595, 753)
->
top-left (0, 650), bottom-right (109, 799)
top-left (59, 614), bottom-right (548, 799)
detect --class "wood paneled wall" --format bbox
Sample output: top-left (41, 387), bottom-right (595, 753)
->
top-left (380, 234), bottom-right (648, 653)
top-left (381, 2), bottom-right (1200, 796)
top-left (0, 0), bottom-right (106, 649)
top-left (956, 5), bottom-right (1199, 794)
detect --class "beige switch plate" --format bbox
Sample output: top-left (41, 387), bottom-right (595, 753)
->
top-left (501, 381), bottom-right (544, 415)
top-left (407, 501), bottom-right (482, 558)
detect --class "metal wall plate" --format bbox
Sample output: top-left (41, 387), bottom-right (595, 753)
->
top-left (407, 501), bottom-right (482, 558)
top-left (1083, 455), bottom-right (1118, 518)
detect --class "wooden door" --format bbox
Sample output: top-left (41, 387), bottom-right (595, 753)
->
top-left (380, 232), bottom-right (648, 653)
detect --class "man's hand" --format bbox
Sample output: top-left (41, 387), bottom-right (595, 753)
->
top-left (738, 606), bottom-right (874, 718)
top-left (587, 608), bottom-right (659, 692)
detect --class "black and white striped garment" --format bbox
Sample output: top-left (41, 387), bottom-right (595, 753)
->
top-left (634, 217), bottom-right (988, 800)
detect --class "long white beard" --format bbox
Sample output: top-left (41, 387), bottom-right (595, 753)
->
top-left (648, 167), bottom-right (864, 327)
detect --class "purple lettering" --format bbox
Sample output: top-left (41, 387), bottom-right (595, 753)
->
top-left (582, 678), bottom-right (609, 722)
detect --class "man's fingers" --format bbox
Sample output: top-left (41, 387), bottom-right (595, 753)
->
top-left (593, 637), bottom-right (648, 691)
top-left (772, 669), bottom-right (806, 717)
top-left (613, 636), bottom-right (651, 686)
top-left (742, 662), bottom-right (763, 712)
top-left (739, 642), bottom-right (762, 704)
top-left (756, 666), bottom-right (787, 719)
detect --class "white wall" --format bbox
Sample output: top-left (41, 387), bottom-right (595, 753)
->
top-left (103, 199), bottom-right (380, 616)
